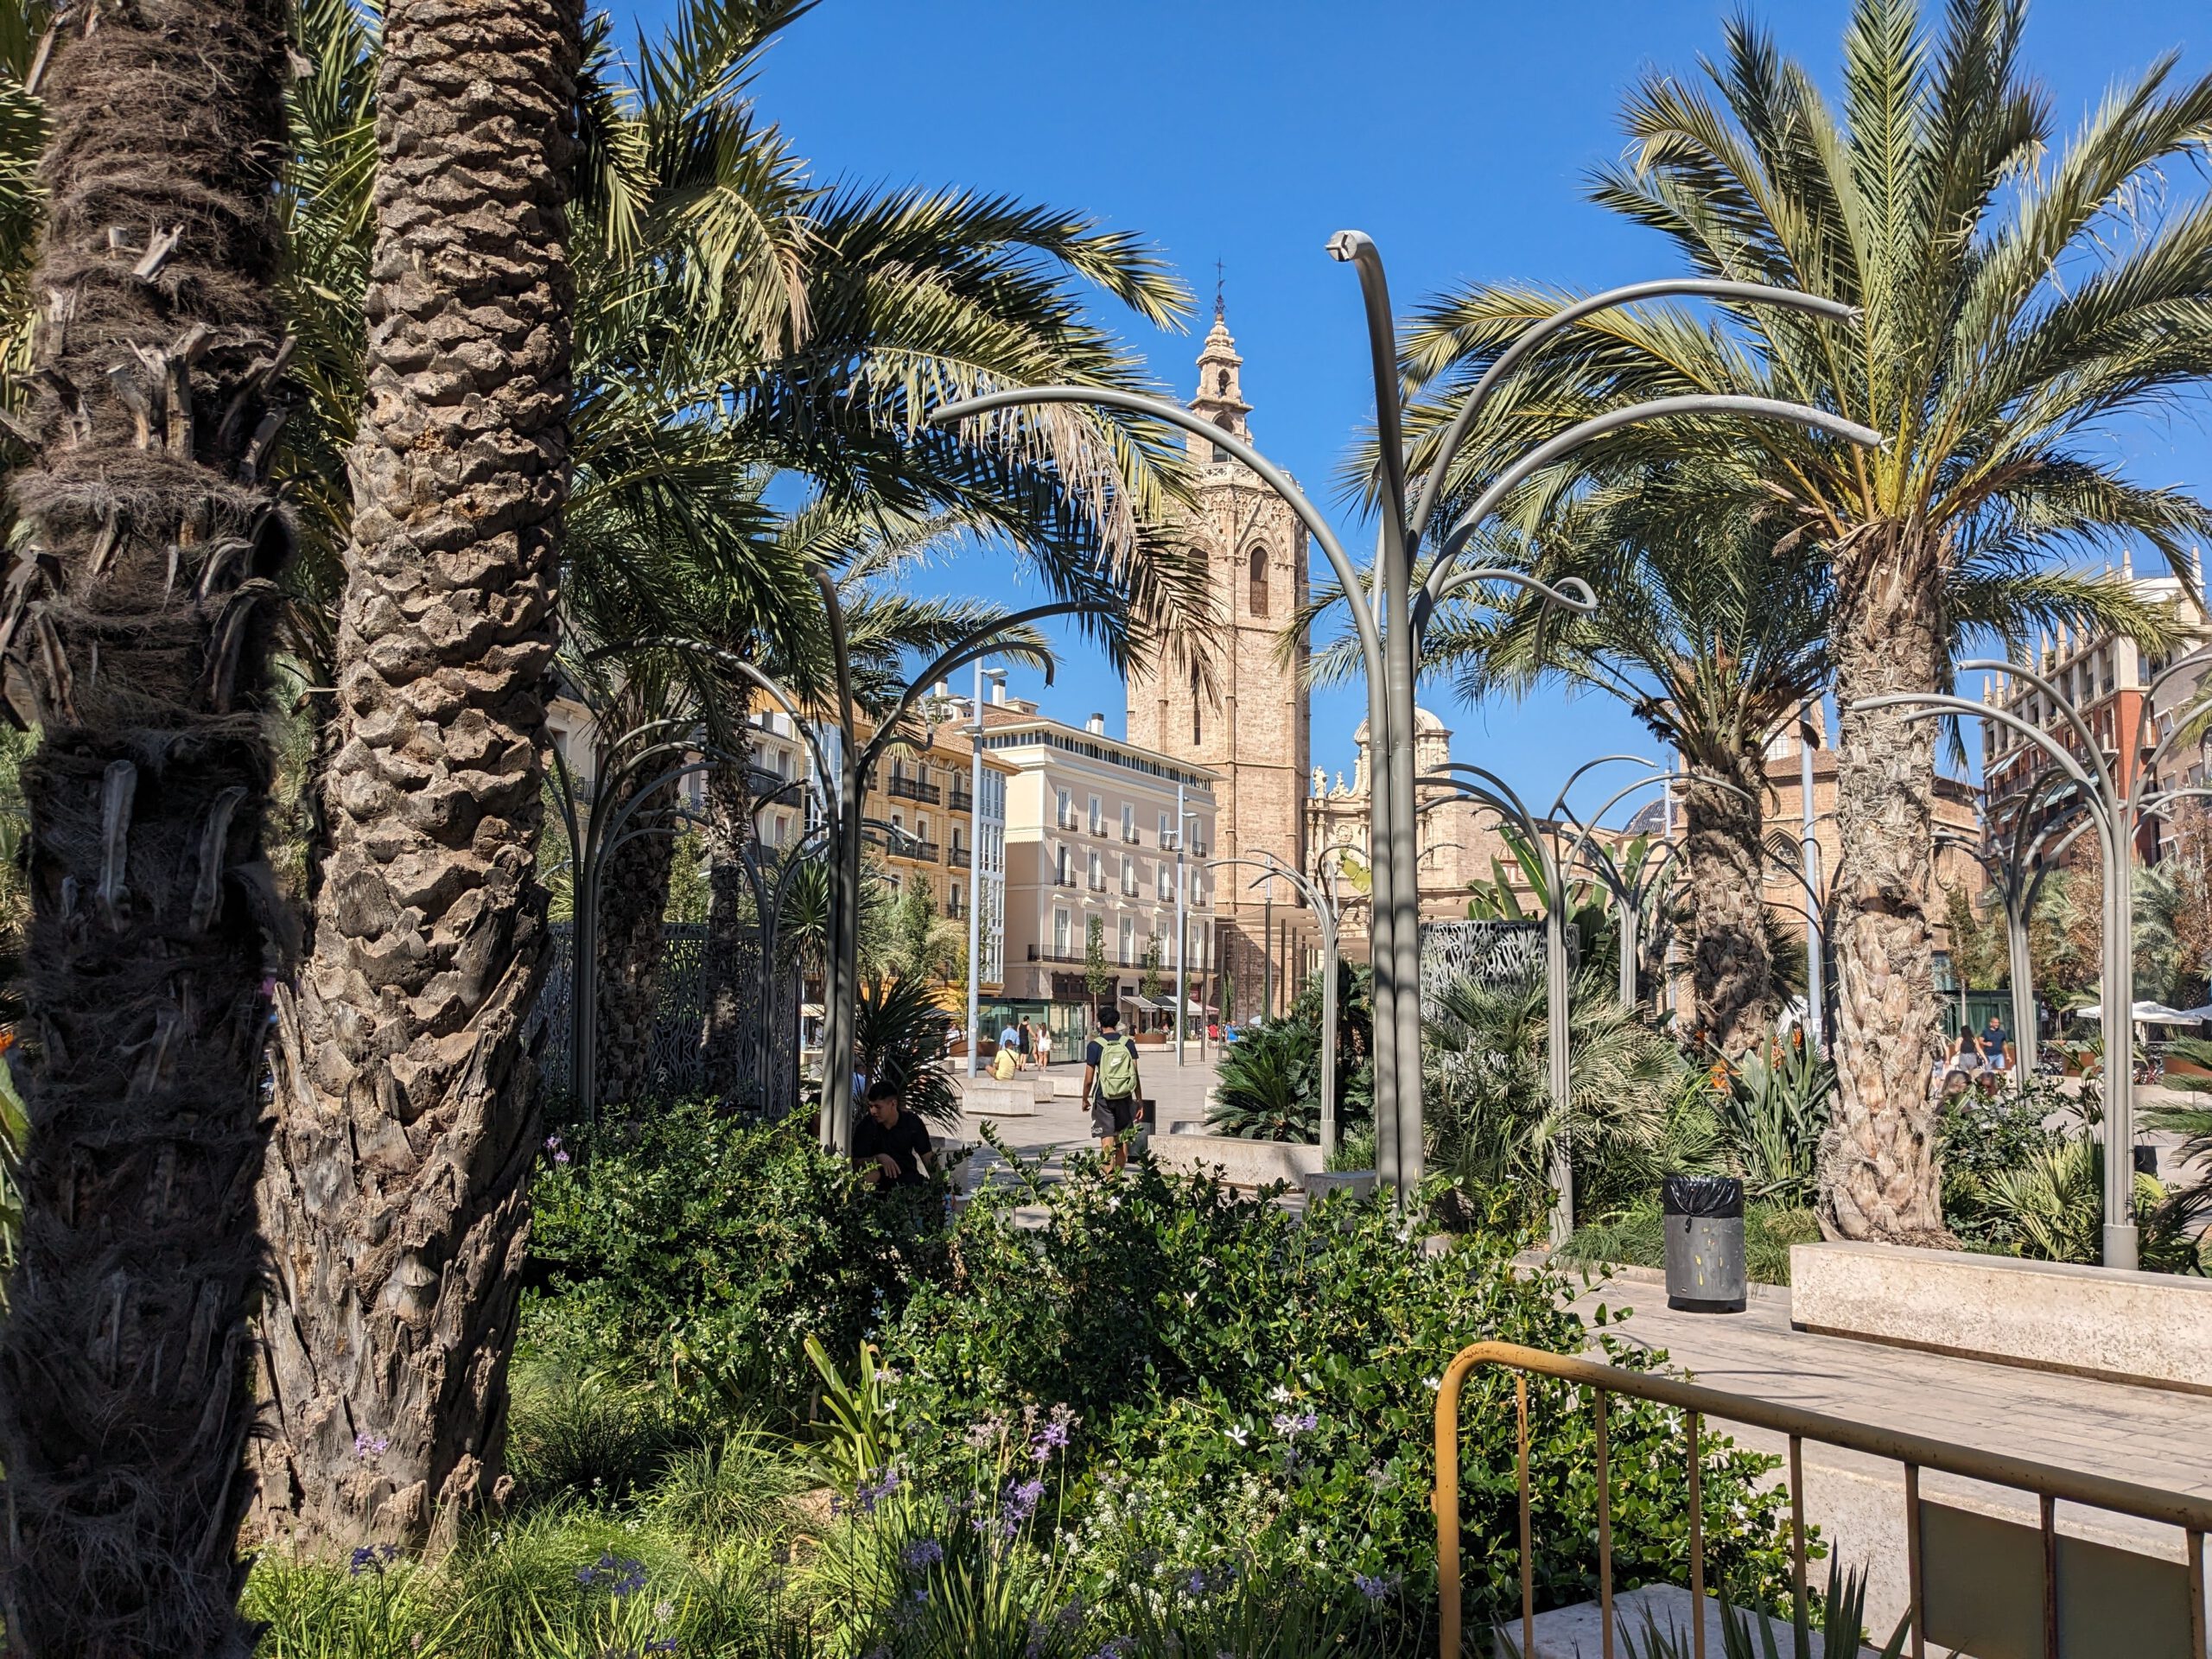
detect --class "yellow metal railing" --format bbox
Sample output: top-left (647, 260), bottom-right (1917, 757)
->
top-left (1433, 1340), bottom-right (2212, 1659)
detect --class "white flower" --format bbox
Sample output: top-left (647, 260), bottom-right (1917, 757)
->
top-left (1268, 1383), bottom-right (1294, 1404)
top-left (1225, 1426), bottom-right (1249, 1447)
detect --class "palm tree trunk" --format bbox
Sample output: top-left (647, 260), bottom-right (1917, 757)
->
top-left (252, 0), bottom-right (582, 1553)
top-left (1681, 749), bottom-right (1777, 1058)
top-left (593, 772), bottom-right (677, 1105)
top-left (1822, 522), bottom-right (1950, 1243)
top-left (0, 0), bottom-right (290, 1644)
top-left (700, 759), bottom-right (758, 1099)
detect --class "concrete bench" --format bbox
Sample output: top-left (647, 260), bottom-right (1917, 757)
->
top-left (1790, 1241), bottom-right (2212, 1395)
top-left (955, 1078), bottom-right (1047, 1117)
top-left (1152, 1128), bottom-right (1325, 1191)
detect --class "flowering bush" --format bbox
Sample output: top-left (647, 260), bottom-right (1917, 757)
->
top-left (525, 1104), bottom-right (950, 1421)
top-left (873, 1148), bottom-right (1802, 1631)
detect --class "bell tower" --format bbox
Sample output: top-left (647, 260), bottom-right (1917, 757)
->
top-left (1126, 300), bottom-right (1312, 1014)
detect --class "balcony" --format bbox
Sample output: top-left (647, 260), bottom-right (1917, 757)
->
top-left (949, 845), bottom-right (973, 869)
top-left (1052, 871), bottom-right (1077, 888)
top-left (887, 775), bottom-right (940, 805)
top-left (949, 785), bottom-right (974, 813)
top-left (1087, 874), bottom-right (1107, 892)
top-left (890, 838), bottom-right (940, 864)
top-left (1122, 828), bottom-right (1141, 844)
top-left (1056, 813), bottom-right (1079, 832)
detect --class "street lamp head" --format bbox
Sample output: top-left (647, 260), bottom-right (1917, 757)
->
top-left (1325, 230), bottom-right (1371, 264)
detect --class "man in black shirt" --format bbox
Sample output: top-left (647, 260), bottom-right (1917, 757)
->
top-left (853, 1077), bottom-right (932, 1189)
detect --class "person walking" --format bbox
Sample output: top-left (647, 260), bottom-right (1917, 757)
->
top-left (1034, 1023), bottom-right (1053, 1071)
top-left (1084, 1004), bottom-right (1145, 1172)
top-left (1017, 1016), bottom-right (1036, 1071)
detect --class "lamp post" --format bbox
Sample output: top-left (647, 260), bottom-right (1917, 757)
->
top-left (965, 664), bottom-right (1007, 1079)
top-left (934, 250), bottom-right (1879, 1200)
top-left (1858, 648), bottom-right (2212, 1269)
top-left (1208, 853), bottom-right (1345, 1160)
top-left (1799, 704), bottom-right (1826, 1047)
top-left (1173, 790), bottom-right (1201, 1065)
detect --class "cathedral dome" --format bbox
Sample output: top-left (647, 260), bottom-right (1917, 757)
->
top-left (1353, 707), bottom-right (1451, 745)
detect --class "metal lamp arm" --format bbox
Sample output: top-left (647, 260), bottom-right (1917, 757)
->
top-left (1545, 753), bottom-right (1661, 824)
top-left (1406, 278), bottom-right (1863, 543)
top-left (2138, 651), bottom-right (2212, 779)
top-left (1415, 559), bottom-right (1598, 640)
top-left (1324, 230), bottom-right (1411, 540)
top-left (1423, 760), bottom-right (1538, 830)
top-left (861, 601), bottom-right (1095, 773)
top-left (927, 386), bottom-right (1384, 684)
top-left (1960, 658), bottom-right (2114, 802)
top-left (1421, 396), bottom-right (1885, 620)
top-left (1857, 693), bottom-right (2107, 807)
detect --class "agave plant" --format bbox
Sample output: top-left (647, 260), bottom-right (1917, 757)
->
top-left (1603, 1558), bottom-right (1909, 1659)
top-left (1714, 1031), bottom-right (1835, 1210)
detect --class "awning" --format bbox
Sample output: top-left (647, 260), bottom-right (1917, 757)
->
top-left (801, 1002), bottom-right (825, 1019)
top-left (2069, 1001), bottom-right (2205, 1026)
top-left (1123, 995), bottom-right (1160, 1012)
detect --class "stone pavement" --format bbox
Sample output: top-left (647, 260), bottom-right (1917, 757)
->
top-left (1568, 1264), bottom-right (2212, 1631)
top-left (944, 1046), bottom-right (1223, 1190)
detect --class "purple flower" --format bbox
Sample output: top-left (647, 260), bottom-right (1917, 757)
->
top-left (349, 1545), bottom-right (380, 1577)
top-left (902, 1539), bottom-right (944, 1570)
top-left (577, 1553), bottom-right (648, 1597)
top-left (645, 1643), bottom-right (678, 1656)
top-left (999, 1476), bottom-right (1044, 1535)
top-left (353, 1431), bottom-right (391, 1460)
top-left (1184, 1568), bottom-right (1209, 1596)
top-left (543, 1134), bottom-right (562, 1152)
top-left (1090, 1639), bottom-right (1135, 1659)
top-left (1270, 1409), bottom-right (1318, 1439)
top-left (855, 1470), bottom-right (901, 1513)
top-left (554, 1148), bottom-right (571, 1164)
top-left (1353, 1571), bottom-right (1400, 1602)
top-left (963, 1414), bottom-right (1007, 1450)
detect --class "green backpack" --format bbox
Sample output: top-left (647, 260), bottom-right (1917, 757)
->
top-left (1096, 1032), bottom-right (1138, 1100)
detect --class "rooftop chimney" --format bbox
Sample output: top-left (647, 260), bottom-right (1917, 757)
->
top-left (1085, 713), bottom-right (1107, 735)
top-left (989, 680), bottom-right (1007, 706)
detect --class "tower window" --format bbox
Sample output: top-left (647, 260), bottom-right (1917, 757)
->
top-left (1191, 664), bottom-right (1203, 746)
top-left (1210, 413), bottom-right (1233, 463)
top-left (1248, 544), bottom-right (1268, 617)
top-left (1216, 368), bottom-right (1230, 394)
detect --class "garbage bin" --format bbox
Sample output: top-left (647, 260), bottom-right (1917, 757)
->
top-left (1662, 1174), bottom-right (1746, 1313)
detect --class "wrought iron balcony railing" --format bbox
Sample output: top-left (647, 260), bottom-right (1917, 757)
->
top-left (887, 775), bottom-right (940, 804)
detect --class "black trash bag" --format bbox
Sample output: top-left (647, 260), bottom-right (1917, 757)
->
top-left (1662, 1173), bottom-right (1744, 1220)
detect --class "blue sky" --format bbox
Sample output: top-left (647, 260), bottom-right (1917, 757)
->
top-left (624, 0), bottom-right (2211, 816)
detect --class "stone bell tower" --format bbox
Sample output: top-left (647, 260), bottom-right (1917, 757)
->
top-left (1125, 300), bottom-right (1312, 1014)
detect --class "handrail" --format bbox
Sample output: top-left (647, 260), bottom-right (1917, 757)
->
top-left (1433, 1339), bottom-right (2212, 1659)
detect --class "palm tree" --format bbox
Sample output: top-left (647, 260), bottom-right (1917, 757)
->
top-left (0, 0), bottom-right (294, 1643)
top-left (1395, 1), bottom-right (2212, 1242)
top-left (252, 0), bottom-right (586, 1555)
top-left (252, 0), bottom-right (1198, 1549)
top-left (1382, 477), bottom-right (2174, 1058)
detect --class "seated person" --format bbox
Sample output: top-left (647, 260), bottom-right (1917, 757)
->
top-left (853, 1077), bottom-right (932, 1189)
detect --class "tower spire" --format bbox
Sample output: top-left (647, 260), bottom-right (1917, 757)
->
top-left (1214, 257), bottom-right (1225, 324)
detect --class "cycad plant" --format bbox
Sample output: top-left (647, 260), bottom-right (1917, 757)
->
top-left (1394, 0), bottom-right (2212, 1243)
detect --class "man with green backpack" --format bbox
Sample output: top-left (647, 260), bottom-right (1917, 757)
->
top-left (1084, 1004), bottom-right (1147, 1171)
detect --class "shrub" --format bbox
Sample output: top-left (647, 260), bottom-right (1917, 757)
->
top-left (855, 973), bottom-right (959, 1127)
top-left (525, 1105), bottom-right (950, 1421)
top-left (1938, 1084), bottom-right (2069, 1249)
top-left (875, 1149), bottom-right (1802, 1628)
top-left (1713, 1031), bottom-right (1833, 1209)
top-left (1206, 1014), bottom-right (1320, 1141)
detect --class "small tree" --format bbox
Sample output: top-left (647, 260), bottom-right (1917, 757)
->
top-left (1139, 935), bottom-right (1167, 1002)
top-left (1084, 916), bottom-right (1113, 1010)
top-left (1220, 967), bottom-right (1237, 1025)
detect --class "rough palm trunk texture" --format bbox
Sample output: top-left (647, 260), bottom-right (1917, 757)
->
top-left (1821, 523), bottom-right (1949, 1244)
top-left (699, 760), bottom-right (756, 1098)
top-left (253, 0), bottom-right (581, 1552)
top-left (1682, 751), bottom-right (1777, 1059)
top-left (593, 772), bottom-right (677, 1106)
top-left (0, 0), bottom-right (291, 1647)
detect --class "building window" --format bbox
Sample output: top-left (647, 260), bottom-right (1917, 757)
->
top-left (1053, 907), bottom-right (1071, 956)
top-left (1248, 543), bottom-right (1268, 617)
top-left (1122, 854), bottom-right (1136, 895)
top-left (1216, 368), bottom-right (1230, 394)
top-left (1056, 786), bottom-right (1073, 830)
top-left (1088, 849), bottom-right (1103, 888)
top-left (1089, 794), bottom-right (1103, 835)
top-left (1158, 861), bottom-right (1172, 900)
top-left (1119, 915), bottom-right (1135, 966)
top-left (1158, 810), bottom-right (1172, 843)
top-left (1122, 802), bottom-right (1135, 842)
top-left (1057, 844), bottom-right (1071, 884)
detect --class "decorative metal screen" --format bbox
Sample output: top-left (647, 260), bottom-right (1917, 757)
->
top-left (1418, 920), bottom-right (1580, 1004)
top-left (537, 922), bottom-right (799, 1117)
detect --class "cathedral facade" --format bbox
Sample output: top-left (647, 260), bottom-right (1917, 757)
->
top-left (1125, 307), bottom-right (1314, 1018)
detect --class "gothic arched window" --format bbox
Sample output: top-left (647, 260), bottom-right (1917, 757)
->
top-left (1216, 368), bottom-right (1230, 394)
top-left (1247, 543), bottom-right (1268, 617)
top-left (1210, 412), bottom-right (1233, 463)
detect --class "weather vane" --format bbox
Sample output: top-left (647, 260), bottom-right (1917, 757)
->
top-left (1214, 257), bottom-right (1225, 321)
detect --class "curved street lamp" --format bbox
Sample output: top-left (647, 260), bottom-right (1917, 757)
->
top-left (938, 238), bottom-right (1881, 1202)
top-left (1206, 853), bottom-right (1345, 1160)
top-left (1858, 645), bottom-right (2212, 1270)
